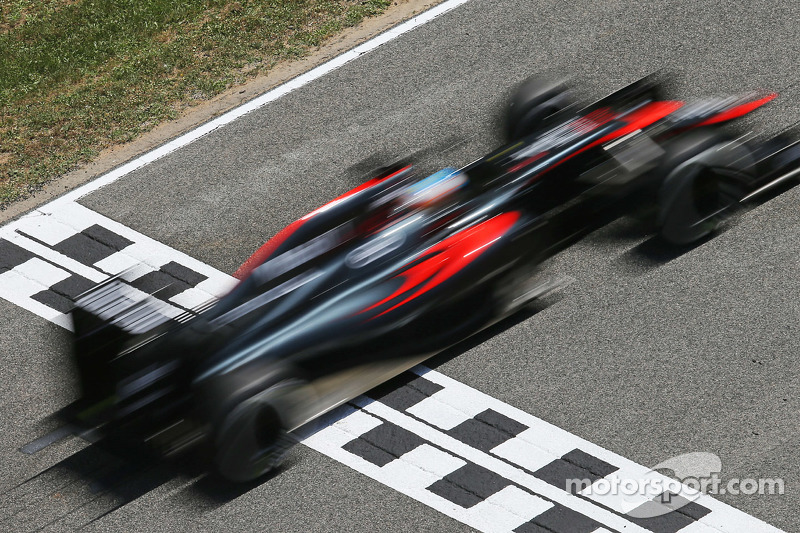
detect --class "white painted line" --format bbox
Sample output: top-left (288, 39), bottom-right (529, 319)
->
top-left (168, 286), bottom-right (218, 310)
top-left (112, 242), bottom-right (177, 272)
top-left (380, 444), bottom-right (466, 491)
top-left (490, 429), bottom-right (559, 473)
top-left (13, 214), bottom-right (79, 246)
top-left (465, 486), bottom-right (553, 533)
top-left (15, 258), bottom-right (71, 287)
top-left (301, 405), bottom-right (383, 449)
top-left (117, 262), bottom-right (157, 282)
top-left (679, 523), bottom-right (724, 533)
top-left (34, 0), bottom-right (473, 209)
top-left (331, 406), bottom-right (384, 438)
top-left (93, 251), bottom-right (142, 275)
top-left (406, 386), bottom-right (488, 430)
top-left (0, 269), bottom-right (48, 299)
top-left (304, 424), bottom-right (477, 528)
top-left (301, 422), bottom-right (359, 451)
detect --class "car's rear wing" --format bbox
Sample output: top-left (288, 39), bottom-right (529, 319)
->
top-left (70, 277), bottom-right (202, 408)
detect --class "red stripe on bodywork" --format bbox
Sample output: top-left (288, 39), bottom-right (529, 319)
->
top-left (363, 211), bottom-right (520, 318)
top-left (596, 100), bottom-right (684, 144)
top-left (696, 93), bottom-right (777, 126)
top-left (234, 165), bottom-right (411, 280)
top-left (525, 101), bottom-right (684, 179)
top-left (301, 165), bottom-right (411, 221)
top-left (233, 218), bottom-right (307, 280)
top-left (508, 152), bottom-right (546, 173)
top-left (579, 107), bottom-right (616, 130)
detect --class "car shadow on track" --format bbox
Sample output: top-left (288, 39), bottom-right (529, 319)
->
top-left (6, 438), bottom-right (178, 529)
top-left (25, 432), bottom-right (292, 520)
top-left (613, 232), bottom-right (715, 275)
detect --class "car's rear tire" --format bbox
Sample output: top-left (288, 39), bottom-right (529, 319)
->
top-left (212, 381), bottom-right (301, 482)
top-left (505, 75), bottom-right (572, 141)
top-left (200, 368), bottom-right (308, 483)
top-left (656, 130), bottom-right (754, 245)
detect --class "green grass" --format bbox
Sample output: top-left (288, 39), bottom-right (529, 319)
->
top-left (0, 0), bottom-right (392, 208)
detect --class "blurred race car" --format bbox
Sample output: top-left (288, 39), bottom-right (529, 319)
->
top-left (66, 75), bottom-right (800, 481)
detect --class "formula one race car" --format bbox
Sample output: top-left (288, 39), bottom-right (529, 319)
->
top-left (67, 75), bottom-right (800, 482)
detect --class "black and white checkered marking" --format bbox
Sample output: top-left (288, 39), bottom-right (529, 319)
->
top-left (514, 503), bottom-right (605, 533)
top-left (4, 204), bottom-right (778, 533)
top-left (534, 449), bottom-right (619, 494)
top-left (303, 369), bottom-right (778, 533)
top-left (365, 371), bottom-right (445, 411)
top-left (304, 406), bottom-right (565, 533)
top-left (342, 418), bottom-right (427, 467)
top-left (0, 202), bottom-right (235, 329)
top-left (447, 409), bottom-right (528, 453)
top-left (427, 462), bottom-right (513, 508)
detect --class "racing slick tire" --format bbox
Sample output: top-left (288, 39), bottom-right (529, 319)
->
top-left (203, 368), bottom-right (309, 482)
top-left (656, 130), bottom-right (754, 245)
top-left (505, 75), bottom-right (573, 141)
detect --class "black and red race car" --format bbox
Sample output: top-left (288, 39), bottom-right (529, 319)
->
top-left (67, 76), bottom-right (800, 481)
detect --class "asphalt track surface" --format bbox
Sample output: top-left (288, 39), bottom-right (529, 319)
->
top-left (2, 0), bottom-right (800, 531)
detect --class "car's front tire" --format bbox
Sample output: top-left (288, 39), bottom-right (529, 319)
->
top-left (505, 74), bottom-right (573, 141)
top-left (656, 130), bottom-right (754, 245)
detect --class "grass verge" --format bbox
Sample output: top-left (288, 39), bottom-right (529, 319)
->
top-left (0, 0), bottom-right (392, 209)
